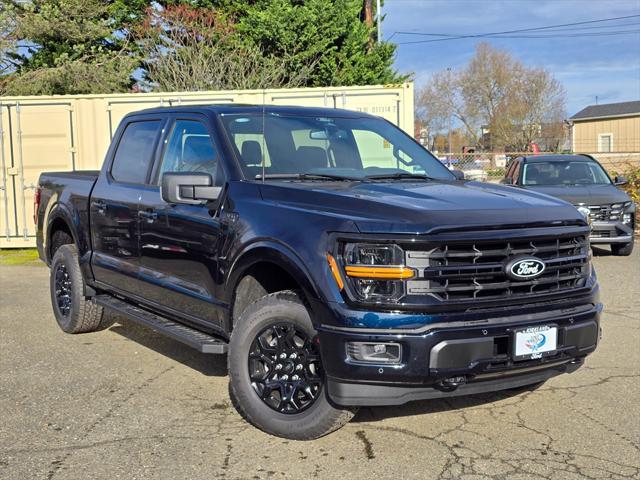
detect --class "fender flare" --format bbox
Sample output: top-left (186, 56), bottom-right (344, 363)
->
top-left (44, 202), bottom-right (80, 263)
top-left (225, 240), bottom-right (322, 307)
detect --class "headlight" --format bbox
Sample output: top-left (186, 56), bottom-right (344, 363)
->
top-left (576, 206), bottom-right (590, 221)
top-left (337, 243), bottom-right (415, 303)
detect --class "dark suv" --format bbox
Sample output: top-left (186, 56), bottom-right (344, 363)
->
top-left (503, 154), bottom-right (635, 255)
top-left (36, 106), bottom-right (602, 439)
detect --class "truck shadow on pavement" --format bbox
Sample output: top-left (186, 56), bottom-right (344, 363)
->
top-left (108, 320), bottom-right (228, 377)
top-left (107, 317), bottom-right (534, 421)
top-left (351, 386), bottom-right (533, 423)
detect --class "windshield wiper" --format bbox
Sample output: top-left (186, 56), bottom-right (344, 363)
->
top-left (364, 172), bottom-right (434, 181)
top-left (255, 173), bottom-right (363, 182)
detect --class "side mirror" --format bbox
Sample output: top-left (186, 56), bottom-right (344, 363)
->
top-left (614, 175), bottom-right (628, 186)
top-left (452, 169), bottom-right (465, 180)
top-left (502, 177), bottom-right (514, 185)
top-left (161, 172), bottom-right (221, 205)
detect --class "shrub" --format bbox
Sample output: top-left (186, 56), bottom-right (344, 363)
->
top-left (610, 163), bottom-right (640, 203)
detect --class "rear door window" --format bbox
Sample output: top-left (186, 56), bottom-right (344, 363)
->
top-left (111, 120), bottom-right (162, 184)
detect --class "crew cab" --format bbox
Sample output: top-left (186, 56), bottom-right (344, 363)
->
top-left (502, 154), bottom-right (635, 255)
top-left (36, 105), bottom-right (602, 439)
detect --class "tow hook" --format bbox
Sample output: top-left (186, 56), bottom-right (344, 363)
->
top-left (435, 375), bottom-right (467, 392)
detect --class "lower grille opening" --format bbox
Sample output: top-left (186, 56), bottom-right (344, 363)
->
top-left (493, 336), bottom-right (509, 356)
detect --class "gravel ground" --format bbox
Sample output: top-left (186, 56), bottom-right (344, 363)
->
top-left (0, 246), bottom-right (638, 480)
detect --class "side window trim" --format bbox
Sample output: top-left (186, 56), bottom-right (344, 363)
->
top-left (108, 116), bottom-right (167, 186)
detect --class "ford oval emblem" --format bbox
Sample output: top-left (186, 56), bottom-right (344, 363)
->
top-left (505, 257), bottom-right (546, 280)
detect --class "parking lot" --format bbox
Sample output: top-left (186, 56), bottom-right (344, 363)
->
top-left (1, 247), bottom-right (638, 480)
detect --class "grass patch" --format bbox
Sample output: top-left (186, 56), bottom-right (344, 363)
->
top-left (0, 248), bottom-right (42, 266)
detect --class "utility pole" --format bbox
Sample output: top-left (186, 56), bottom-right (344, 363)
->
top-left (364, 0), bottom-right (373, 28)
top-left (447, 67), bottom-right (452, 155)
top-left (376, 0), bottom-right (381, 42)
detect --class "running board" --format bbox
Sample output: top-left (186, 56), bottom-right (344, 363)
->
top-left (93, 295), bottom-right (228, 354)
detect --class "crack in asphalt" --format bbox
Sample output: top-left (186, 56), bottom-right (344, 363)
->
top-left (44, 365), bottom-right (175, 480)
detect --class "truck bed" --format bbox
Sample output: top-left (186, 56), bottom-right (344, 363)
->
top-left (36, 170), bottom-right (100, 264)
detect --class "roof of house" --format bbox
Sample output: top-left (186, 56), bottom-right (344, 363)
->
top-left (571, 100), bottom-right (640, 121)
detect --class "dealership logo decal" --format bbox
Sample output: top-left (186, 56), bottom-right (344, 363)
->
top-left (525, 333), bottom-right (546, 352)
top-left (505, 257), bottom-right (546, 280)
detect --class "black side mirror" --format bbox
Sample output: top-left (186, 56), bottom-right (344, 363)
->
top-left (161, 172), bottom-right (221, 205)
top-left (614, 175), bottom-right (628, 186)
top-left (502, 177), bottom-right (514, 185)
top-left (452, 169), bottom-right (465, 180)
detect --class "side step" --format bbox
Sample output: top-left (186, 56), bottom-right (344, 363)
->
top-left (93, 295), bottom-right (228, 354)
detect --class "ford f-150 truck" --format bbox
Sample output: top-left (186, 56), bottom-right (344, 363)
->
top-left (36, 105), bottom-right (602, 440)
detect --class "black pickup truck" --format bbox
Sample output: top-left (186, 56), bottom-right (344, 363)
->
top-left (36, 105), bottom-right (602, 440)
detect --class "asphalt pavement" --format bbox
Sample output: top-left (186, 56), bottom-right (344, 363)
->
top-left (1, 246), bottom-right (638, 480)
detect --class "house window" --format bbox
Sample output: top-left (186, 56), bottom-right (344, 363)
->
top-left (598, 133), bottom-right (613, 153)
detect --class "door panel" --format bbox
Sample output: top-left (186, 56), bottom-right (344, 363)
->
top-left (90, 179), bottom-right (143, 294)
top-left (138, 117), bottom-right (226, 328)
top-left (139, 189), bottom-right (225, 326)
top-left (90, 118), bottom-right (164, 295)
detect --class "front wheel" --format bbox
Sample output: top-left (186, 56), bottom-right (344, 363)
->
top-left (228, 291), bottom-right (355, 440)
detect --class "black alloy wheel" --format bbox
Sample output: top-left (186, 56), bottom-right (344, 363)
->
top-left (54, 262), bottom-right (73, 318)
top-left (248, 322), bottom-right (323, 414)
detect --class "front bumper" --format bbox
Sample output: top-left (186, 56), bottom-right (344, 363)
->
top-left (317, 295), bottom-right (602, 407)
top-left (589, 220), bottom-right (634, 244)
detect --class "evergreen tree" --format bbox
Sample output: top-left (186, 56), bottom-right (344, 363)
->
top-left (195, 0), bottom-right (406, 87)
top-left (2, 0), bottom-right (147, 95)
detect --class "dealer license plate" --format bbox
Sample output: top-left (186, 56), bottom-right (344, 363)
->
top-left (513, 325), bottom-right (557, 360)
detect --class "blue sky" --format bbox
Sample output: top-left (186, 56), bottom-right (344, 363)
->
top-left (382, 0), bottom-right (640, 116)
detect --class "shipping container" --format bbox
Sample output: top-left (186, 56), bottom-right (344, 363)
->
top-left (0, 83), bottom-right (414, 248)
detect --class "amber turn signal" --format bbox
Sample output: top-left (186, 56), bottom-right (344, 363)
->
top-left (344, 265), bottom-right (415, 279)
top-left (327, 254), bottom-right (345, 290)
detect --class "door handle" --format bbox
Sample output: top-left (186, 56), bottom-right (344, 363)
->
top-left (138, 210), bottom-right (158, 222)
top-left (92, 200), bottom-right (107, 215)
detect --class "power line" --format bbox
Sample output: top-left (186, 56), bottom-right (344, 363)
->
top-left (390, 14), bottom-right (640, 44)
top-left (395, 21), bottom-right (640, 37)
top-left (398, 30), bottom-right (640, 42)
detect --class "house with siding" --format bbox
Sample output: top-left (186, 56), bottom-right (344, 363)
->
top-left (570, 100), bottom-right (640, 153)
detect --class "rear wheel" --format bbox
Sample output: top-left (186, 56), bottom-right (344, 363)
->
top-left (228, 291), bottom-right (355, 439)
top-left (611, 239), bottom-right (634, 256)
top-left (50, 244), bottom-right (113, 333)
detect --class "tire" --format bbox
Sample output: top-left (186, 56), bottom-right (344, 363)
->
top-left (228, 290), bottom-right (356, 440)
top-left (50, 244), bottom-right (114, 333)
top-left (50, 230), bottom-right (72, 260)
top-left (611, 239), bottom-right (634, 256)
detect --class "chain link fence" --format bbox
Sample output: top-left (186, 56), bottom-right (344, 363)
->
top-left (434, 152), bottom-right (640, 183)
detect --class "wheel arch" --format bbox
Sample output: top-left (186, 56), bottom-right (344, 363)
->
top-left (45, 205), bottom-right (78, 263)
top-left (226, 242), bottom-right (322, 330)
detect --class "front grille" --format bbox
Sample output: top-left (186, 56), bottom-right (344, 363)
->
top-left (405, 235), bottom-right (590, 302)
top-left (587, 204), bottom-right (623, 222)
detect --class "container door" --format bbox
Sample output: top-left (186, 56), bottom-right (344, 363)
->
top-left (0, 102), bottom-right (75, 248)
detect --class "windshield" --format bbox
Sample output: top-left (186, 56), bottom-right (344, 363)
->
top-left (522, 161), bottom-right (612, 186)
top-left (219, 113), bottom-right (455, 181)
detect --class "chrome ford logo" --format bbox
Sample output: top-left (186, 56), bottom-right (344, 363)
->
top-left (505, 257), bottom-right (546, 280)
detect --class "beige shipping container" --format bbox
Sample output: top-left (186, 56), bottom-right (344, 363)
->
top-left (0, 83), bottom-right (414, 248)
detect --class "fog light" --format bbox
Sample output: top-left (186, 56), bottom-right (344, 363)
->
top-left (622, 213), bottom-right (632, 224)
top-left (346, 342), bottom-right (402, 364)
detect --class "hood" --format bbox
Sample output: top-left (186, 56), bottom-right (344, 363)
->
top-left (259, 180), bottom-right (586, 234)
top-left (521, 184), bottom-right (631, 206)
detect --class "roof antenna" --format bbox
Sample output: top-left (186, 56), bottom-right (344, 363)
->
top-left (261, 89), bottom-right (266, 183)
